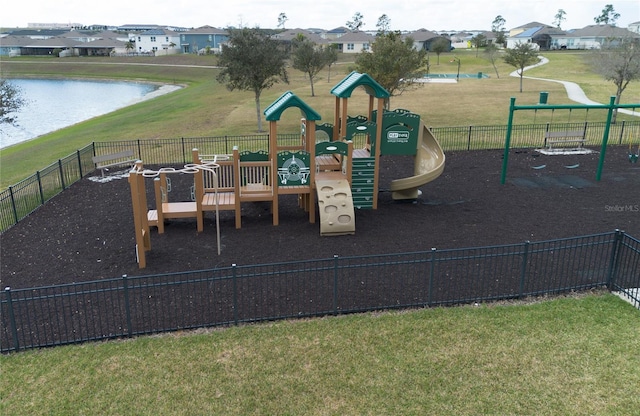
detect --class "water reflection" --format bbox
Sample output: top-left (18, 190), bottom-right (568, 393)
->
top-left (0, 79), bottom-right (169, 148)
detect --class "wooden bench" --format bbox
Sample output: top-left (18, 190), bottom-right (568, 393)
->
top-left (544, 131), bottom-right (586, 150)
top-left (92, 150), bottom-right (137, 176)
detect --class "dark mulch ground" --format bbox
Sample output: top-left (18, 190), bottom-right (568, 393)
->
top-left (2, 146), bottom-right (639, 290)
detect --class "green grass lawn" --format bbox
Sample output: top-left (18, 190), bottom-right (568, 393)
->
top-left (2, 53), bottom-right (640, 414)
top-left (1, 293), bottom-right (638, 415)
top-left (2, 51), bottom-right (639, 188)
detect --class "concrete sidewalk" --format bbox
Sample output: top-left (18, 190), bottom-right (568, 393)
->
top-left (511, 56), bottom-right (640, 117)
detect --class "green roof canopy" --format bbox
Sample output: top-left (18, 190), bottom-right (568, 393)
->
top-left (264, 91), bottom-right (322, 121)
top-left (330, 71), bottom-right (390, 99)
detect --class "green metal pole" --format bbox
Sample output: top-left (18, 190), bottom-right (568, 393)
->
top-left (596, 96), bottom-right (616, 181)
top-left (501, 97), bottom-right (516, 184)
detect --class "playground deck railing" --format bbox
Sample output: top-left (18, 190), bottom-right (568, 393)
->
top-left (2, 120), bottom-right (639, 232)
top-left (2, 230), bottom-right (639, 353)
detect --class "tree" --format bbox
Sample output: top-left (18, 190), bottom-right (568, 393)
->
top-left (471, 34), bottom-right (486, 57)
top-left (355, 31), bottom-right (427, 107)
top-left (277, 13), bottom-right (288, 30)
top-left (492, 15), bottom-right (507, 47)
top-left (588, 37), bottom-right (640, 123)
top-left (346, 12), bottom-right (365, 31)
top-left (0, 79), bottom-right (26, 125)
top-left (216, 28), bottom-right (289, 132)
top-left (291, 37), bottom-right (330, 96)
top-left (594, 4), bottom-right (620, 26)
top-left (430, 37), bottom-right (450, 64)
top-left (324, 44), bottom-right (339, 83)
top-left (553, 9), bottom-right (567, 29)
top-left (483, 43), bottom-right (501, 78)
top-left (503, 42), bottom-right (540, 92)
top-left (125, 41), bottom-right (135, 54)
top-left (376, 14), bottom-right (391, 34)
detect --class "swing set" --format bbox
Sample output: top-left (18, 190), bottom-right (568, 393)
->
top-left (501, 95), bottom-right (640, 184)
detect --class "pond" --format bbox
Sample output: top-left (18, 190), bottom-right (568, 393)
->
top-left (0, 79), bottom-right (180, 149)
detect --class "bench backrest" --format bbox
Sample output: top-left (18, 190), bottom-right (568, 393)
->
top-left (544, 131), bottom-right (584, 139)
top-left (92, 150), bottom-right (135, 164)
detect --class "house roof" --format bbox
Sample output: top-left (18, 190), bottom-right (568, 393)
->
top-left (515, 26), bottom-right (543, 38)
top-left (185, 26), bottom-right (227, 35)
top-left (566, 24), bottom-right (639, 38)
top-left (264, 91), bottom-right (322, 121)
top-left (326, 26), bottom-right (349, 34)
top-left (404, 29), bottom-right (439, 41)
top-left (330, 71), bottom-right (389, 99)
top-left (139, 28), bottom-right (179, 36)
top-left (0, 35), bottom-right (34, 46)
top-left (332, 31), bottom-right (374, 43)
top-left (2, 29), bottom-right (67, 37)
top-left (78, 38), bottom-right (127, 48)
top-left (513, 22), bottom-right (550, 30)
top-left (22, 37), bottom-right (79, 48)
top-left (274, 28), bottom-right (327, 44)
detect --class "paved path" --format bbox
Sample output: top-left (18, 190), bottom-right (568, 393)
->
top-left (512, 56), bottom-right (640, 117)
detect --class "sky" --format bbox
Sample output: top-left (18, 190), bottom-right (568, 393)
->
top-left (2, 0), bottom-right (639, 32)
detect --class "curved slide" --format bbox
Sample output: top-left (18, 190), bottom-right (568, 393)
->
top-left (390, 122), bottom-right (446, 200)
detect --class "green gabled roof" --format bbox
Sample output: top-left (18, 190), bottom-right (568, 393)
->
top-left (263, 91), bottom-right (322, 121)
top-left (330, 71), bottom-right (390, 99)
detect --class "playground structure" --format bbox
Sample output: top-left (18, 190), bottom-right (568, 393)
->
top-left (128, 71), bottom-right (446, 268)
top-left (501, 93), bottom-right (640, 184)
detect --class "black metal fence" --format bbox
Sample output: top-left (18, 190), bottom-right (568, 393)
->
top-left (3, 120), bottom-right (639, 232)
top-left (2, 230), bottom-right (639, 353)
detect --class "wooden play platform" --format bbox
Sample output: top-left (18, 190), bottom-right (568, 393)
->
top-left (128, 71), bottom-right (446, 268)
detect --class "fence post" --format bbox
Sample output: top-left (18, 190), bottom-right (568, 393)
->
top-left (122, 275), bottom-right (133, 337)
top-left (467, 126), bottom-right (472, 151)
top-left (37, 171), bottom-right (45, 205)
top-left (519, 241), bottom-right (530, 298)
top-left (76, 150), bottom-right (84, 178)
top-left (9, 186), bottom-right (19, 224)
top-left (58, 159), bottom-right (66, 190)
top-left (606, 229), bottom-right (624, 290)
top-left (232, 264), bottom-right (238, 325)
top-left (618, 120), bottom-right (626, 145)
top-left (333, 255), bottom-right (339, 315)
top-left (429, 248), bottom-right (436, 307)
top-left (4, 287), bottom-right (20, 352)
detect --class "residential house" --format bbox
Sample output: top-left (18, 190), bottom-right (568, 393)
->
top-left (179, 26), bottom-right (228, 54)
top-left (508, 22), bottom-right (549, 38)
top-left (273, 28), bottom-right (327, 45)
top-left (74, 37), bottom-right (129, 56)
top-left (322, 26), bottom-right (349, 41)
top-left (20, 36), bottom-right (79, 55)
top-left (135, 28), bottom-right (181, 54)
top-left (629, 21), bottom-right (640, 34)
top-left (331, 31), bottom-right (374, 53)
top-left (405, 29), bottom-right (452, 51)
top-left (552, 24), bottom-right (639, 50)
top-left (0, 36), bottom-right (33, 56)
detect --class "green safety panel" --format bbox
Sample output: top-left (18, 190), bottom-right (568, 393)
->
top-left (316, 123), bottom-right (334, 142)
top-left (316, 140), bottom-right (349, 157)
top-left (372, 110), bottom-right (421, 156)
top-left (239, 149), bottom-right (269, 161)
top-left (346, 120), bottom-right (378, 156)
top-left (276, 150), bottom-right (311, 186)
